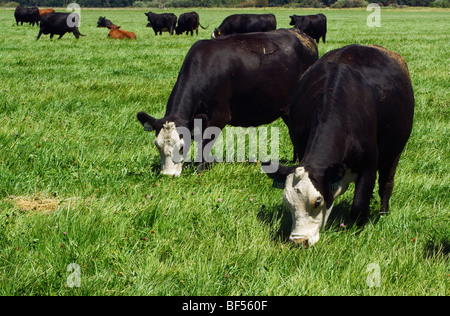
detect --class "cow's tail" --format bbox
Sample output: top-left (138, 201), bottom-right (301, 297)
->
top-left (199, 24), bottom-right (208, 30)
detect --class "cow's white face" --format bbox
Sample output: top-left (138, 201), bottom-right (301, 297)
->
top-left (283, 167), bottom-right (332, 246)
top-left (154, 122), bottom-right (185, 176)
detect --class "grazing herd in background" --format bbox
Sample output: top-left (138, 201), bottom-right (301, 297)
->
top-left (13, 6), bottom-right (415, 246)
top-left (13, 5), bottom-right (326, 42)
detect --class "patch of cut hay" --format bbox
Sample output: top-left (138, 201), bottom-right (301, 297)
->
top-left (10, 195), bottom-right (61, 215)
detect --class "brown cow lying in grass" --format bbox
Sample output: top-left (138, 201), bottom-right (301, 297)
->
top-left (107, 25), bottom-right (136, 39)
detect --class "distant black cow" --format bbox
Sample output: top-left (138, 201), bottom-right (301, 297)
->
top-left (14, 6), bottom-right (39, 26)
top-left (137, 28), bottom-right (318, 176)
top-left (264, 45), bottom-right (414, 246)
top-left (37, 12), bottom-right (84, 40)
top-left (289, 13), bottom-right (327, 43)
top-left (145, 11), bottom-right (177, 35)
top-left (97, 16), bottom-right (114, 28)
top-left (175, 12), bottom-right (206, 36)
top-left (211, 14), bottom-right (276, 38)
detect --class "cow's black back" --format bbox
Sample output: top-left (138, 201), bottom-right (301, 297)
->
top-left (212, 14), bottom-right (276, 38)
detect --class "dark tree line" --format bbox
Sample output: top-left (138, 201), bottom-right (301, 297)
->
top-left (12, 0), bottom-right (133, 7)
top-left (6, 0), bottom-right (445, 8)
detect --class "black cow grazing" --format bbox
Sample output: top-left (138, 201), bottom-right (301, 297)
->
top-left (37, 12), bottom-right (84, 40)
top-left (175, 12), bottom-right (207, 36)
top-left (145, 12), bottom-right (177, 35)
top-left (264, 44), bottom-right (414, 246)
top-left (97, 16), bottom-right (114, 28)
top-left (14, 6), bottom-right (39, 26)
top-left (137, 28), bottom-right (318, 176)
top-left (211, 14), bottom-right (276, 38)
top-left (289, 13), bottom-right (327, 43)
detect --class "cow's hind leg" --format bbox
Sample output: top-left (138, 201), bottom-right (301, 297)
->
top-left (378, 153), bottom-right (402, 215)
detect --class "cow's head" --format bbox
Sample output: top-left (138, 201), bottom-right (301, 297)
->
top-left (265, 163), bottom-right (346, 246)
top-left (98, 17), bottom-right (113, 28)
top-left (289, 15), bottom-right (300, 26)
top-left (211, 28), bottom-right (221, 39)
top-left (97, 16), bottom-right (106, 27)
top-left (137, 112), bottom-right (188, 177)
top-left (107, 24), bottom-right (120, 30)
top-left (145, 12), bottom-right (154, 23)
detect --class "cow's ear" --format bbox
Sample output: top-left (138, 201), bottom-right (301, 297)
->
top-left (137, 111), bottom-right (157, 132)
top-left (324, 163), bottom-right (346, 183)
top-left (323, 163), bottom-right (347, 208)
top-left (262, 162), bottom-right (298, 189)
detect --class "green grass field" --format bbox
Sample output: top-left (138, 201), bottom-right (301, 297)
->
top-left (0, 7), bottom-right (448, 296)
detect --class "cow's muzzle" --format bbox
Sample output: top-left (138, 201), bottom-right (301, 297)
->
top-left (289, 235), bottom-right (309, 248)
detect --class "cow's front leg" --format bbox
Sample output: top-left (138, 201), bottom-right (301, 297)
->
top-left (198, 134), bottom-right (220, 171)
top-left (197, 115), bottom-right (228, 172)
top-left (350, 167), bottom-right (377, 226)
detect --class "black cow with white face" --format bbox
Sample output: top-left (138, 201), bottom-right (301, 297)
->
top-left (145, 11), bottom-right (177, 35)
top-left (37, 12), bottom-right (83, 40)
top-left (264, 44), bottom-right (414, 246)
top-left (289, 14), bottom-right (327, 43)
top-left (211, 14), bottom-right (276, 38)
top-left (137, 28), bottom-right (318, 176)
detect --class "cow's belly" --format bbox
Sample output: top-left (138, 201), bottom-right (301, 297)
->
top-left (228, 94), bottom-right (287, 127)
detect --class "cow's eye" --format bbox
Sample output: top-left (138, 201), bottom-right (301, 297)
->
top-left (314, 196), bottom-right (323, 208)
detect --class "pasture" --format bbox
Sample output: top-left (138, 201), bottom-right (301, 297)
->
top-left (0, 7), bottom-right (449, 296)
